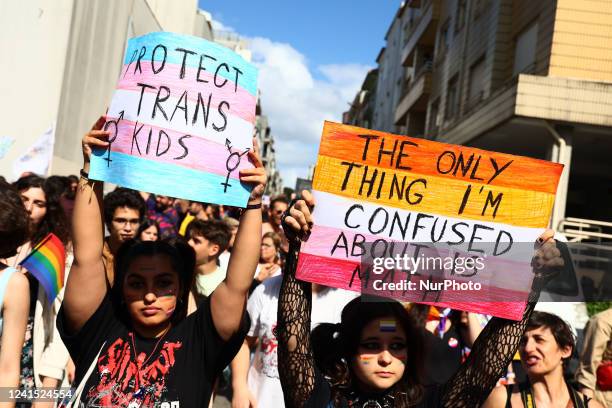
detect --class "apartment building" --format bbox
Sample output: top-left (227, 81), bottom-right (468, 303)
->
top-left (343, 68), bottom-right (378, 128)
top-left (370, 0), bottom-right (612, 240)
top-left (254, 111), bottom-right (283, 196)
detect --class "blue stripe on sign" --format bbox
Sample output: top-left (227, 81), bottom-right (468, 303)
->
top-left (122, 32), bottom-right (258, 96)
top-left (90, 150), bottom-right (252, 208)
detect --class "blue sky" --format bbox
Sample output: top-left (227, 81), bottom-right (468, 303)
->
top-left (198, 1), bottom-right (401, 188)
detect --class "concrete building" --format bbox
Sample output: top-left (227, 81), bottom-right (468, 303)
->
top-left (343, 68), bottom-right (378, 128)
top-left (375, 0), bottom-right (612, 240)
top-left (0, 0), bottom-right (207, 178)
top-left (254, 110), bottom-right (283, 196)
top-left (372, 2), bottom-right (410, 133)
top-left (211, 27), bottom-right (283, 196)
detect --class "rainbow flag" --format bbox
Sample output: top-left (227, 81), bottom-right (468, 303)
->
top-left (20, 233), bottom-right (65, 303)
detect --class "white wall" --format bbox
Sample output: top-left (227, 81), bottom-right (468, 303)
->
top-left (0, 0), bottom-right (74, 179)
top-left (0, 0), bottom-right (201, 178)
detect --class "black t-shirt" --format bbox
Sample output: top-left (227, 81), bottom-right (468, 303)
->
top-left (422, 326), bottom-right (463, 386)
top-left (57, 295), bottom-right (248, 407)
top-left (305, 368), bottom-right (442, 408)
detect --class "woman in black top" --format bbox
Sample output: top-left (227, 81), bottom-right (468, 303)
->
top-left (58, 117), bottom-right (267, 407)
top-left (277, 191), bottom-right (565, 408)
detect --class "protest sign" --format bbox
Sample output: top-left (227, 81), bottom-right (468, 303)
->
top-left (90, 32), bottom-right (259, 207)
top-left (296, 121), bottom-right (563, 320)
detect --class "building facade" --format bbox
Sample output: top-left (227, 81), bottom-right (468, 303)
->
top-left (360, 0), bottom-right (612, 239)
top-left (0, 0), bottom-right (282, 196)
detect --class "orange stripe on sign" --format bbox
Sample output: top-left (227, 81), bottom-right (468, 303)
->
top-left (318, 122), bottom-right (563, 195)
top-left (313, 155), bottom-right (555, 228)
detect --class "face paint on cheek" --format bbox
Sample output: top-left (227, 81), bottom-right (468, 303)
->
top-left (396, 352), bottom-right (407, 365)
top-left (360, 355), bottom-right (373, 365)
top-left (379, 320), bottom-right (397, 333)
top-left (158, 288), bottom-right (176, 298)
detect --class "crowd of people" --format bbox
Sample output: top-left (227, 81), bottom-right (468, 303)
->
top-left (0, 118), bottom-right (610, 407)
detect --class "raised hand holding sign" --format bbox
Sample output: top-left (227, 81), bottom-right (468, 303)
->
top-left (90, 32), bottom-right (259, 207)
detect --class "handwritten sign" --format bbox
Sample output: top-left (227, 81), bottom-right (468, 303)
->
top-left (296, 121), bottom-right (563, 320)
top-left (90, 32), bottom-right (259, 207)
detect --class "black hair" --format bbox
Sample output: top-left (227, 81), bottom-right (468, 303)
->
top-left (311, 296), bottom-right (424, 406)
top-left (112, 238), bottom-right (195, 326)
top-left (136, 219), bottom-right (161, 241)
top-left (270, 195), bottom-right (289, 210)
top-left (186, 219), bottom-right (231, 253)
top-left (45, 175), bottom-right (71, 198)
top-left (14, 175), bottom-right (70, 245)
top-left (103, 188), bottom-right (146, 230)
top-left (524, 311), bottom-right (576, 367)
top-left (0, 181), bottom-right (30, 258)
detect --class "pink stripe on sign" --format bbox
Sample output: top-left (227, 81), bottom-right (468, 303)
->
top-left (118, 61), bottom-right (257, 124)
top-left (296, 252), bottom-right (529, 320)
top-left (104, 119), bottom-right (253, 179)
top-left (301, 225), bottom-right (533, 291)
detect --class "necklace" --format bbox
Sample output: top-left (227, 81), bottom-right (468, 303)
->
top-left (130, 325), bottom-right (171, 369)
top-left (127, 325), bottom-right (172, 408)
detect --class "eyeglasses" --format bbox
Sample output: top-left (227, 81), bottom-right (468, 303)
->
top-left (112, 218), bottom-right (140, 227)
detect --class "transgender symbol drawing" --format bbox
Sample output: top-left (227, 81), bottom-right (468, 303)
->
top-left (222, 138), bottom-right (250, 193)
top-left (103, 110), bottom-right (124, 167)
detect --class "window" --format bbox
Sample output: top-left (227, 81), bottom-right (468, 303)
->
top-left (428, 98), bottom-right (441, 132)
top-left (473, 0), bottom-right (487, 19)
top-left (468, 56), bottom-right (486, 109)
top-left (445, 74), bottom-right (459, 120)
top-left (513, 22), bottom-right (538, 76)
top-left (455, 0), bottom-right (467, 32)
top-left (437, 20), bottom-right (451, 57)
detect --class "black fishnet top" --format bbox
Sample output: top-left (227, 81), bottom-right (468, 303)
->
top-left (277, 239), bottom-right (550, 408)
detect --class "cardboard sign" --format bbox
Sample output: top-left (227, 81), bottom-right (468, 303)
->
top-left (90, 32), bottom-right (259, 207)
top-left (296, 121), bottom-right (563, 320)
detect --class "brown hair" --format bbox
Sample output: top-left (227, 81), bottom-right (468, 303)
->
top-left (261, 232), bottom-right (281, 263)
top-left (0, 181), bottom-right (29, 258)
top-left (311, 296), bottom-right (424, 406)
top-left (524, 311), bottom-right (576, 367)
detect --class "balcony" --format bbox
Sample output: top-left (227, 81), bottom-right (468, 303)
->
top-left (394, 62), bottom-right (433, 125)
top-left (401, 0), bottom-right (440, 66)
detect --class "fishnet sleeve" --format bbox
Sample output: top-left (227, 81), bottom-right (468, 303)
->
top-left (439, 280), bottom-right (545, 408)
top-left (276, 238), bottom-right (317, 408)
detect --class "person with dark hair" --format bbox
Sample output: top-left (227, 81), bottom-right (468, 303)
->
top-left (102, 187), bottom-right (146, 283)
top-left (136, 220), bottom-right (160, 242)
top-left (141, 192), bottom-right (179, 239)
top-left (67, 175), bottom-right (79, 195)
top-left (58, 117), bottom-right (266, 406)
top-left (13, 175), bottom-right (71, 249)
top-left (0, 181), bottom-right (30, 406)
top-left (277, 190), bottom-right (566, 408)
top-left (186, 219), bottom-right (232, 298)
top-left (484, 311), bottom-right (604, 407)
top-left (6, 175), bottom-right (72, 400)
top-left (262, 195), bottom-right (289, 253)
top-left (230, 260), bottom-right (356, 408)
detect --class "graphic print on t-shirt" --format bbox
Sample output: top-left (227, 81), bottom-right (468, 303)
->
top-left (85, 334), bottom-right (183, 406)
top-left (259, 323), bottom-right (279, 378)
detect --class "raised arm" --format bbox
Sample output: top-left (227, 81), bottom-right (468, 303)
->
top-left (62, 116), bottom-right (110, 333)
top-left (276, 192), bottom-right (317, 408)
top-left (441, 230), bottom-right (564, 407)
top-left (211, 138), bottom-right (266, 341)
top-left (0, 272), bottom-right (29, 408)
